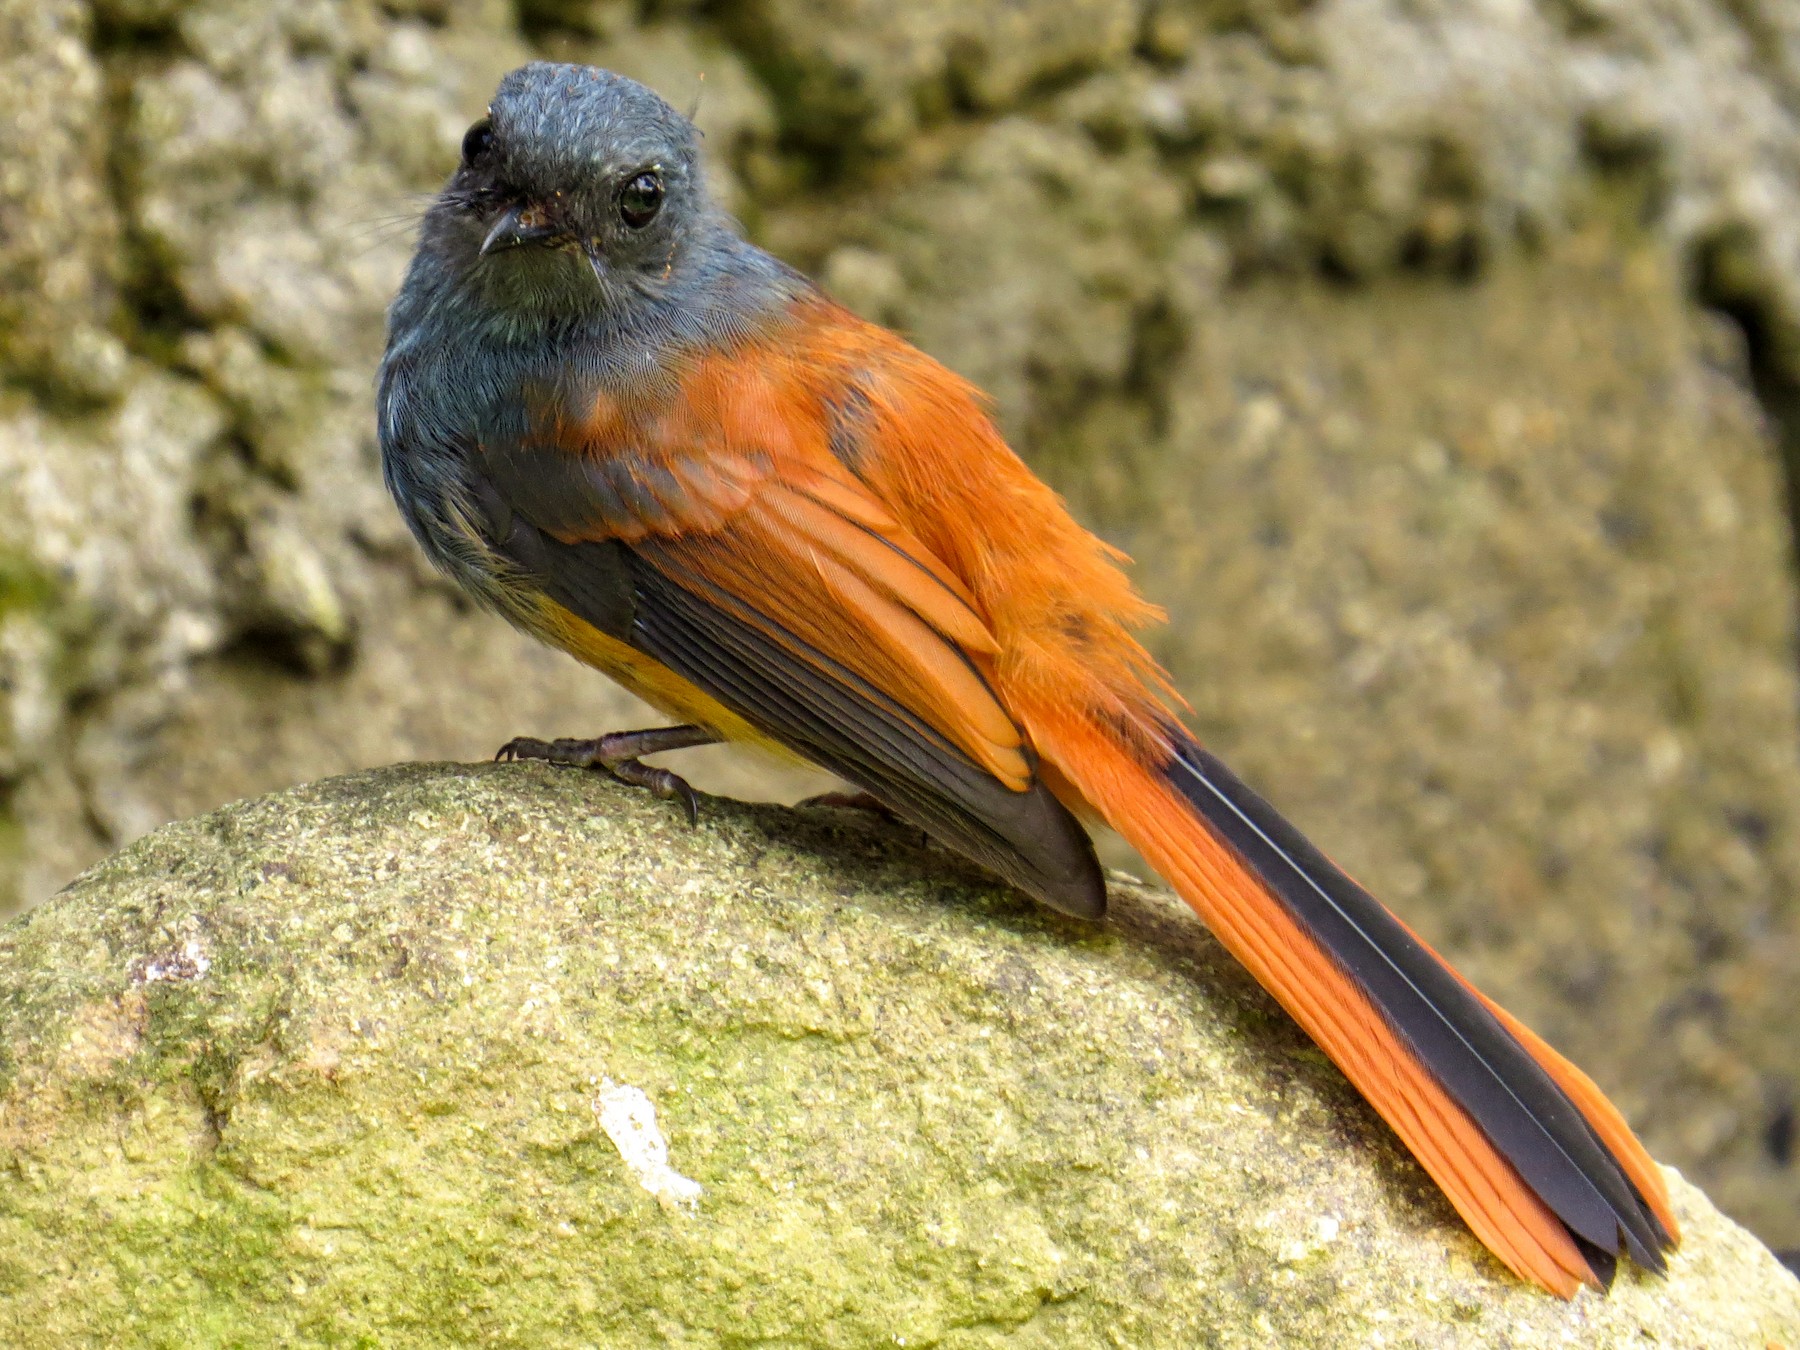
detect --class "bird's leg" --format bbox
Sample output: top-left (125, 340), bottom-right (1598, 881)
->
top-left (496, 725), bottom-right (720, 825)
top-left (796, 789), bottom-right (929, 846)
top-left (797, 790), bottom-right (899, 821)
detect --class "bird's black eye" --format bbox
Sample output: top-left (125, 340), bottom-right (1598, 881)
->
top-left (461, 118), bottom-right (494, 166)
top-left (618, 170), bottom-right (664, 229)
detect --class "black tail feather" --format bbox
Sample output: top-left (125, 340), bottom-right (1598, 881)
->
top-left (1160, 731), bottom-right (1673, 1278)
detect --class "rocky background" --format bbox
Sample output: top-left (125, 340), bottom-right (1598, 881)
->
top-left (2, 0), bottom-right (1799, 1251)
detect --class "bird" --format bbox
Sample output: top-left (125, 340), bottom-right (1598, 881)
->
top-left (377, 61), bottom-right (1678, 1296)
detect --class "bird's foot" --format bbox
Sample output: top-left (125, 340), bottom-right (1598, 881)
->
top-left (496, 725), bottom-right (720, 826)
top-left (797, 790), bottom-right (898, 822)
top-left (797, 790), bottom-right (928, 845)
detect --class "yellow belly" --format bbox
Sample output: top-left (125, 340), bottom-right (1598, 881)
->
top-left (534, 596), bottom-right (794, 756)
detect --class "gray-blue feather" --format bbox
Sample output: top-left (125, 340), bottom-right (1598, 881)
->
top-left (373, 62), bottom-right (1106, 919)
top-left (377, 62), bottom-right (806, 611)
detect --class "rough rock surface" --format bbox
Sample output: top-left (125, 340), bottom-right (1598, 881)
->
top-left (2, 0), bottom-right (1800, 1247)
top-left (1, 762), bottom-right (1796, 1347)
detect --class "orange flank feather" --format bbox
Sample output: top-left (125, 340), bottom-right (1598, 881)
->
top-left (531, 594), bottom-right (784, 753)
top-left (482, 291), bottom-right (1675, 1295)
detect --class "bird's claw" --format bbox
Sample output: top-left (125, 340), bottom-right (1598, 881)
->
top-left (609, 758), bottom-right (701, 827)
top-left (495, 735), bottom-right (603, 767)
top-left (494, 726), bottom-right (718, 827)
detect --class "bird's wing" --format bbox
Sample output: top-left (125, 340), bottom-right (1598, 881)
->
top-left (470, 347), bottom-right (1106, 918)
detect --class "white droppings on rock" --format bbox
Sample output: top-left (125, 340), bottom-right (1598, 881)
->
top-left (594, 1078), bottom-right (703, 1209)
top-left (129, 939), bottom-right (210, 985)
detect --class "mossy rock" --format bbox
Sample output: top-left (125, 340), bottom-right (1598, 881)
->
top-left (0, 763), bottom-right (1795, 1346)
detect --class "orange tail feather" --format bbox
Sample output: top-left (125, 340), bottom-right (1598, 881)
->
top-left (1027, 710), bottom-right (1674, 1296)
top-left (1425, 942), bottom-right (1679, 1245)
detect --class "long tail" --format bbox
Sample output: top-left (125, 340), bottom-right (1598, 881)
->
top-left (1030, 712), bottom-right (1679, 1296)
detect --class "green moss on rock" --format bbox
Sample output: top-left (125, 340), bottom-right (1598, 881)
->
top-left (0, 763), bottom-right (1794, 1346)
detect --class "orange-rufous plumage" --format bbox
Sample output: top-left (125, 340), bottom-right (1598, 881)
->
top-left (378, 62), bottom-right (1678, 1296)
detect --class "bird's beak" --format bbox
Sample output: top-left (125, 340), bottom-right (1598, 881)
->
top-left (479, 205), bottom-right (558, 257)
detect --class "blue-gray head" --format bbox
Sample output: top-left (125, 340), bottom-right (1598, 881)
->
top-left (420, 63), bottom-right (719, 323)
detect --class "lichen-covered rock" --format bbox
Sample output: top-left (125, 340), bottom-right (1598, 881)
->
top-left (5, 0), bottom-right (1800, 1254)
top-left (0, 0), bottom-right (123, 397)
top-left (0, 763), bottom-right (1795, 1346)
